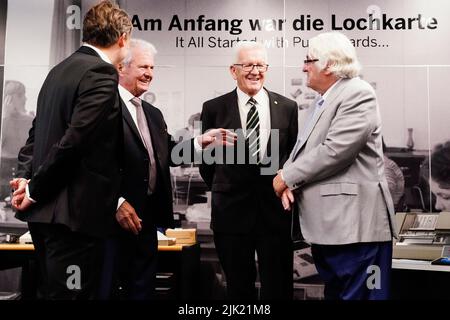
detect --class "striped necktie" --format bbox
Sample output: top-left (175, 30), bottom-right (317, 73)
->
top-left (246, 97), bottom-right (260, 164)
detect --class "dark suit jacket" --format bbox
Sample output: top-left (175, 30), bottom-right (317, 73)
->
top-left (119, 99), bottom-right (177, 229)
top-left (199, 88), bottom-right (298, 234)
top-left (16, 46), bottom-right (123, 237)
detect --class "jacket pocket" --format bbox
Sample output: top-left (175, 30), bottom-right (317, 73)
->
top-left (320, 182), bottom-right (358, 196)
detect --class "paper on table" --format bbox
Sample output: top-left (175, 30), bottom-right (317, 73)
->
top-left (157, 230), bottom-right (176, 246)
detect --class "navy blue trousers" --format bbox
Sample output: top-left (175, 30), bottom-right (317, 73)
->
top-left (311, 241), bottom-right (392, 300)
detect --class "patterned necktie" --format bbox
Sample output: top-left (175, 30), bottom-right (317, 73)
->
top-left (246, 97), bottom-right (260, 164)
top-left (130, 97), bottom-right (157, 194)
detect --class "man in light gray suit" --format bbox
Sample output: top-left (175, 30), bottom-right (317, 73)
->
top-left (273, 32), bottom-right (396, 300)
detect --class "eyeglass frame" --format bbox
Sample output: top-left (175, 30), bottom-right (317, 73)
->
top-left (233, 63), bottom-right (269, 72)
top-left (304, 58), bottom-right (319, 64)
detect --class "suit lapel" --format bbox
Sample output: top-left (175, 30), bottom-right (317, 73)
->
top-left (295, 97), bottom-right (327, 153)
top-left (121, 98), bottom-right (146, 151)
top-left (267, 89), bottom-right (282, 130)
top-left (264, 89), bottom-right (281, 159)
top-left (227, 89), bottom-right (243, 130)
top-left (292, 79), bottom-right (349, 159)
top-left (298, 105), bottom-right (314, 137)
top-left (142, 101), bottom-right (165, 166)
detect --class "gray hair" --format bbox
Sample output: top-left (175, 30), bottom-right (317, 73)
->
top-left (122, 39), bottom-right (157, 66)
top-left (232, 40), bottom-right (268, 64)
top-left (308, 32), bottom-right (361, 78)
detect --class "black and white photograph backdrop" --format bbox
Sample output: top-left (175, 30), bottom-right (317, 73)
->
top-left (1, 0), bottom-right (449, 237)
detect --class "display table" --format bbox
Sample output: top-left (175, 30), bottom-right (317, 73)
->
top-left (392, 258), bottom-right (450, 272)
top-left (0, 242), bottom-right (200, 300)
top-left (391, 258), bottom-right (450, 299)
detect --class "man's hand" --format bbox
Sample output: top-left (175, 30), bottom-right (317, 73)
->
top-left (116, 201), bottom-right (142, 235)
top-left (197, 128), bottom-right (237, 149)
top-left (273, 170), bottom-right (288, 197)
top-left (9, 178), bottom-right (32, 211)
top-left (281, 188), bottom-right (295, 211)
top-left (12, 195), bottom-right (33, 211)
top-left (10, 178), bottom-right (27, 195)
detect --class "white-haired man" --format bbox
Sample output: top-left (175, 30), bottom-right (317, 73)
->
top-left (100, 39), bottom-right (235, 299)
top-left (273, 32), bottom-right (396, 300)
top-left (200, 41), bottom-right (298, 299)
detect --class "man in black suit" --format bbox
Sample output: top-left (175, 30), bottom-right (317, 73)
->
top-left (101, 39), bottom-right (235, 300)
top-left (10, 1), bottom-right (132, 299)
top-left (199, 41), bottom-right (298, 299)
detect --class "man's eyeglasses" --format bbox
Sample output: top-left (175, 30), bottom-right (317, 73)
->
top-left (233, 64), bottom-right (269, 72)
top-left (304, 58), bottom-right (319, 64)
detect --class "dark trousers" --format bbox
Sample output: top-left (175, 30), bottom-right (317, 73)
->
top-left (311, 241), bottom-right (392, 300)
top-left (28, 222), bottom-right (104, 300)
top-left (214, 230), bottom-right (293, 300)
top-left (99, 229), bottom-right (158, 300)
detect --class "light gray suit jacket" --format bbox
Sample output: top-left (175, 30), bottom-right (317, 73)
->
top-left (283, 77), bottom-right (397, 245)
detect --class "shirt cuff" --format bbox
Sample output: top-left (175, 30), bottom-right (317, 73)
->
top-left (117, 197), bottom-right (126, 211)
top-left (282, 164), bottom-right (304, 190)
top-left (193, 136), bottom-right (203, 152)
top-left (25, 183), bottom-right (37, 203)
top-left (280, 170), bottom-right (285, 183)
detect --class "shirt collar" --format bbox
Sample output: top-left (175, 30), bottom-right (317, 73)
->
top-left (82, 43), bottom-right (112, 64)
top-left (118, 84), bottom-right (135, 103)
top-left (236, 87), bottom-right (266, 106)
top-left (321, 78), bottom-right (342, 102)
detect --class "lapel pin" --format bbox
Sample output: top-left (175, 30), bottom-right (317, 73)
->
top-left (274, 100), bottom-right (278, 104)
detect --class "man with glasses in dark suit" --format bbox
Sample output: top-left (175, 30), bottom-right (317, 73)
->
top-left (200, 41), bottom-right (298, 300)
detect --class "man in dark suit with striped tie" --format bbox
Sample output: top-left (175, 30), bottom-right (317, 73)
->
top-left (199, 41), bottom-right (298, 300)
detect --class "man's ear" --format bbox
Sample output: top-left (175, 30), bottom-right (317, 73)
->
top-left (323, 61), bottom-right (333, 75)
top-left (118, 32), bottom-right (128, 48)
top-left (229, 65), bottom-right (237, 80)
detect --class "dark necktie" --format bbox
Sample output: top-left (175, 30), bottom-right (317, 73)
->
top-left (246, 97), bottom-right (260, 164)
top-left (130, 97), bottom-right (157, 193)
